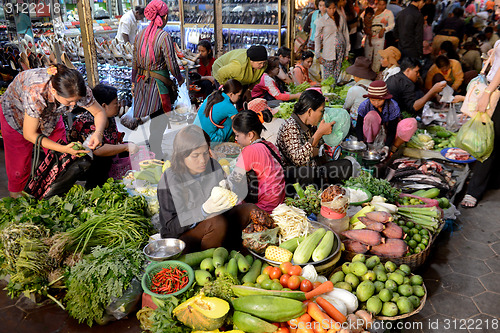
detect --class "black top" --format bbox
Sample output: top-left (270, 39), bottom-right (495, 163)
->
top-left (386, 72), bottom-right (425, 114)
top-left (394, 4), bottom-right (424, 59)
top-left (435, 16), bottom-right (465, 42)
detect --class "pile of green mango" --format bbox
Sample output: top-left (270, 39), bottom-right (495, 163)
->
top-left (330, 254), bottom-right (425, 317)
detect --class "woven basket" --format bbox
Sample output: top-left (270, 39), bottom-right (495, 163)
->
top-left (141, 260), bottom-right (194, 299)
top-left (343, 234), bottom-right (434, 271)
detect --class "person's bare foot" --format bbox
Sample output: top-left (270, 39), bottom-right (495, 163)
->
top-left (460, 194), bottom-right (477, 208)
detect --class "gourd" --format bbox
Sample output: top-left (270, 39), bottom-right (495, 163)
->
top-left (312, 230), bottom-right (335, 262)
top-left (232, 311), bottom-right (278, 333)
top-left (293, 228), bottom-right (327, 264)
top-left (173, 295), bottom-right (230, 331)
top-left (178, 248), bottom-right (217, 267)
top-left (232, 295), bottom-right (306, 322)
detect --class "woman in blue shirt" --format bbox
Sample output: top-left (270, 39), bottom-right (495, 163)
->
top-left (194, 79), bottom-right (243, 142)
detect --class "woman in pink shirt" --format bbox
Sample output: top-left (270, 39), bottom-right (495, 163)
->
top-left (230, 109), bottom-right (285, 214)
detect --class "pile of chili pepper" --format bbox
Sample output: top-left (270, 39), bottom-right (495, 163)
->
top-left (150, 266), bottom-right (189, 294)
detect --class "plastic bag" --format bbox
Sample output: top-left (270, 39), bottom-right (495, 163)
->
top-left (322, 107), bottom-right (351, 147)
top-left (242, 227), bottom-right (280, 254)
top-left (421, 103), bottom-right (434, 125)
top-left (106, 277), bottom-right (143, 320)
top-left (446, 103), bottom-right (460, 132)
top-left (173, 82), bottom-right (192, 111)
top-left (455, 112), bottom-right (494, 162)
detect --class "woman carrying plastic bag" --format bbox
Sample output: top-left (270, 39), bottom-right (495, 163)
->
top-left (460, 53), bottom-right (500, 208)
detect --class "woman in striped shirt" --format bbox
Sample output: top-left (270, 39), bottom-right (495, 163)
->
top-left (132, 0), bottom-right (185, 159)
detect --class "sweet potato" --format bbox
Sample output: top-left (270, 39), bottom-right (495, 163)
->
top-left (363, 221), bottom-right (385, 232)
top-left (358, 216), bottom-right (379, 225)
top-left (341, 229), bottom-right (381, 246)
top-left (382, 222), bottom-right (404, 239)
top-left (365, 211), bottom-right (393, 223)
top-left (369, 238), bottom-right (408, 258)
top-left (343, 240), bottom-right (370, 254)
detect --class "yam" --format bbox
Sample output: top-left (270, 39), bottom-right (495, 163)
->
top-left (382, 222), bottom-right (404, 239)
top-left (365, 211), bottom-right (393, 223)
top-left (343, 240), bottom-right (370, 254)
top-left (363, 221), bottom-right (385, 232)
top-left (370, 238), bottom-right (408, 258)
top-left (341, 229), bottom-right (381, 246)
top-left (358, 216), bottom-right (379, 225)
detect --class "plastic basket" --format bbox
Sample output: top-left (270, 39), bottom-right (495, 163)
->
top-left (130, 146), bottom-right (156, 171)
top-left (141, 260), bottom-right (194, 299)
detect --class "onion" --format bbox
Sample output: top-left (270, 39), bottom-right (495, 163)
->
top-left (355, 310), bottom-right (374, 330)
top-left (346, 314), bottom-right (363, 333)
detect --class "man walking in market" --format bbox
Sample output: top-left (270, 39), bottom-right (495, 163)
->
top-left (394, 0), bottom-right (425, 59)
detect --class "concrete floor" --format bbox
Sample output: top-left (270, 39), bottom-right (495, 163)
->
top-left (0, 143), bottom-right (499, 332)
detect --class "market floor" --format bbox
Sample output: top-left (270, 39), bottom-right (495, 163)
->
top-left (1, 143), bottom-right (500, 332)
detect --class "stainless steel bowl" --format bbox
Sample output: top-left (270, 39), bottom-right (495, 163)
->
top-left (361, 150), bottom-right (382, 161)
top-left (143, 238), bottom-right (185, 262)
top-left (341, 140), bottom-right (367, 152)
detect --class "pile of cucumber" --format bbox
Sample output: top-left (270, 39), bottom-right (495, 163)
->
top-left (280, 228), bottom-right (336, 265)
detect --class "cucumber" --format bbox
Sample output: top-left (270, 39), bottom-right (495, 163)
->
top-left (245, 254), bottom-right (254, 266)
top-left (178, 248), bottom-right (216, 267)
top-left (213, 247), bottom-right (229, 268)
top-left (232, 285), bottom-right (306, 301)
top-left (233, 311), bottom-right (277, 333)
top-left (227, 258), bottom-right (239, 278)
top-left (232, 295), bottom-right (306, 322)
top-left (279, 236), bottom-right (304, 252)
top-left (242, 259), bottom-right (262, 284)
top-left (312, 230), bottom-right (334, 262)
top-left (293, 228), bottom-right (327, 264)
top-left (411, 190), bottom-right (427, 197)
top-left (422, 188), bottom-right (440, 199)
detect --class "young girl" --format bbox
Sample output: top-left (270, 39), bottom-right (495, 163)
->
top-left (157, 125), bottom-right (254, 251)
top-left (195, 40), bottom-right (216, 96)
top-left (194, 79), bottom-right (243, 142)
top-left (315, 0), bottom-right (351, 82)
top-left (293, 51), bottom-right (318, 86)
top-left (252, 56), bottom-right (302, 107)
top-left (363, 6), bottom-right (375, 48)
top-left (228, 110), bottom-right (285, 213)
top-left (69, 84), bottom-right (139, 189)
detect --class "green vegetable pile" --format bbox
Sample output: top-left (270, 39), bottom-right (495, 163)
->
top-left (321, 76), bottom-right (336, 94)
top-left (284, 184), bottom-right (321, 216)
top-left (275, 101), bottom-right (297, 119)
top-left (65, 246), bottom-right (144, 326)
top-left (345, 171), bottom-right (401, 204)
top-left (425, 125), bottom-right (457, 150)
top-left (288, 82), bottom-right (311, 94)
top-left (327, 84), bottom-right (350, 106)
top-left (202, 272), bottom-right (238, 302)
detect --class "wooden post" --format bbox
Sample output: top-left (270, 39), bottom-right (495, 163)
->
top-left (287, 0), bottom-right (295, 64)
top-left (214, 0), bottom-right (223, 58)
top-left (179, 0), bottom-right (186, 49)
top-left (77, 0), bottom-right (98, 88)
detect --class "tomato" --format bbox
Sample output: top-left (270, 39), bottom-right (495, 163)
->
top-left (269, 267), bottom-right (282, 280)
top-left (288, 265), bottom-right (302, 276)
top-left (312, 281), bottom-right (322, 290)
top-left (280, 262), bottom-right (294, 275)
top-left (287, 275), bottom-right (301, 290)
top-left (280, 274), bottom-right (291, 287)
top-left (275, 328), bottom-right (290, 333)
top-left (263, 266), bottom-right (274, 276)
top-left (300, 279), bottom-right (313, 292)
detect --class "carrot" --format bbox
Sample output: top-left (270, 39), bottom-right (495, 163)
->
top-left (288, 313), bottom-right (312, 327)
top-left (296, 329), bottom-right (314, 333)
top-left (316, 297), bottom-right (347, 323)
top-left (303, 300), bottom-right (313, 306)
top-left (305, 281), bottom-right (334, 299)
top-left (307, 302), bottom-right (334, 330)
top-left (311, 321), bottom-right (328, 333)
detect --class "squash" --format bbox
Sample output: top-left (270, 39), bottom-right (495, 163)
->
top-left (232, 311), bottom-right (278, 333)
top-left (173, 295), bottom-right (230, 331)
top-left (232, 295), bottom-right (306, 322)
top-left (293, 228), bottom-right (327, 264)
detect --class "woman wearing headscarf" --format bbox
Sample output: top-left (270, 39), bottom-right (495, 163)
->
top-left (132, 0), bottom-right (185, 159)
top-left (378, 46), bottom-right (401, 81)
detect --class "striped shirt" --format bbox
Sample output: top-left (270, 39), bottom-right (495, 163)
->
top-left (132, 28), bottom-right (184, 117)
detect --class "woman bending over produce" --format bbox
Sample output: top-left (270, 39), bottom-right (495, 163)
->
top-left (252, 56), bottom-right (302, 108)
top-left (194, 79), bottom-right (243, 143)
top-left (0, 64), bottom-right (107, 198)
top-left (157, 125), bottom-right (254, 251)
top-left (355, 81), bottom-right (417, 159)
top-left (225, 110), bottom-right (285, 213)
top-left (68, 84), bottom-right (139, 189)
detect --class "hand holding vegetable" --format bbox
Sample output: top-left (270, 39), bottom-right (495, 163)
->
top-left (202, 187), bottom-right (236, 214)
top-left (66, 142), bottom-right (89, 156)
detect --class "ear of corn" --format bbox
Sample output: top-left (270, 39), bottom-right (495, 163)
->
top-left (265, 246), bottom-right (293, 263)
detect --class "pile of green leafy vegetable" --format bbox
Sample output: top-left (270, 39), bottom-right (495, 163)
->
top-left (288, 82), bottom-right (311, 94)
top-left (65, 246), bottom-right (144, 326)
top-left (202, 272), bottom-right (238, 302)
top-left (275, 101), bottom-right (297, 119)
top-left (344, 171), bottom-right (401, 203)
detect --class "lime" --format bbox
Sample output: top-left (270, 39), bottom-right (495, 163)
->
top-left (397, 220), bottom-right (406, 227)
top-left (421, 238), bottom-right (429, 246)
top-left (419, 229), bottom-right (429, 236)
top-left (271, 281), bottom-right (283, 290)
top-left (410, 228), bottom-right (419, 235)
top-left (418, 243), bottom-right (427, 250)
top-left (413, 234), bottom-right (422, 243)
top-left (422, 234), bottom-right (430, 240)
top-left (402, 226), bottom-right (410, 234)
top-left (261, 279), bottom-right (273, 290)
top-left (408, 240), bottom-right (417, 248)
top-left (415, 224), bottom-right (423, 231)
top-left (414, 247), bottom-right (422, 254)
top-left (256, 274), bottom-right (270, 284)
top-left (406, 222), bottom-right (415, 228)
top-left (410, 275), bottom-right (423, 286)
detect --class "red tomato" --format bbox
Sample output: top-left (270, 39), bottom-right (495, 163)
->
top-left (275, 328), bottom-right (290, 333)
top-left (287, 275), bottom-right (301, 290)
top-left (269, 267), bottom-right (282, 280)
top-left (263, 266), bottom-right (274, 276)
top-left (312, 281), bottom-right (322, 290)
top-left (280, 262), bottom-right (293, 275)
top-left (288, 265), bottom-right (302, 276)
top-left (300, 279), bottom-right (313, 292)
top-left (280, 274), bottom-right (291, 287)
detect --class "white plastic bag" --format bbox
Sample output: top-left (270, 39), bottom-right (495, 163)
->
top-left (173, 82), bottom-right (192, 111)
top-left (446, 103), bottom-right (460, 132)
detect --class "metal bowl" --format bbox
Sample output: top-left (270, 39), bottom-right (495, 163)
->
top-left (341, 140), bottom-right (367, 152)
top-left (248, 221), bottom-right (341, 267)
top-left (361, 150), bottom-right (382, 162)
top-left (143, 238), bottom-right (185, 262)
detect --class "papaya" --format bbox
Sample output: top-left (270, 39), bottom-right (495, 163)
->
top-left (173, 295), bottom-right (229, 331)
top-left (232, 285), bottom-right (306, 301)
top-left (232, 311), bottom-right (277, 333)
top-left (232, 295), bottom-right (306, 322)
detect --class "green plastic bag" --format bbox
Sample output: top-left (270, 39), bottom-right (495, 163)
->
top-left (455, 112), bottom-right (494, 162)
top-left (322, 107), bottom-right (351, 147)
